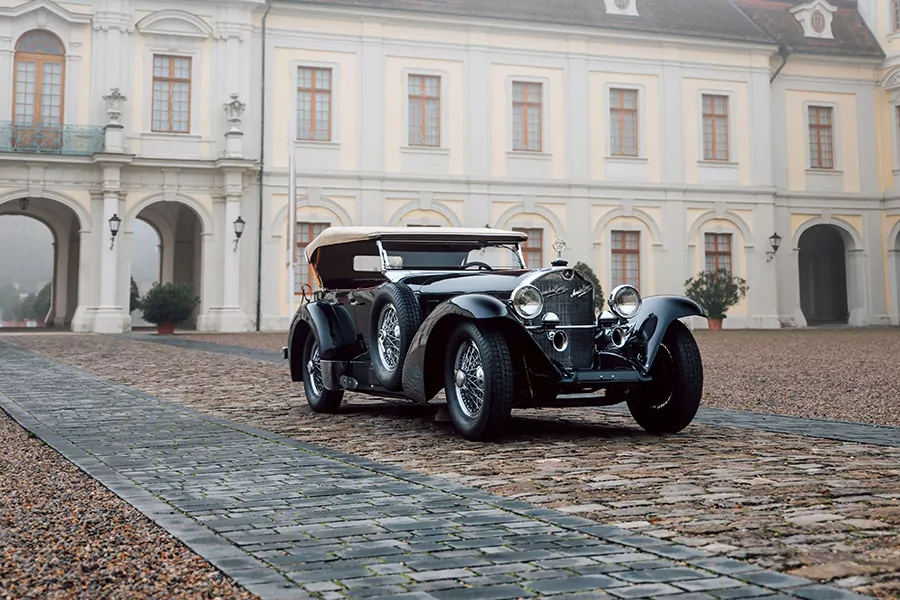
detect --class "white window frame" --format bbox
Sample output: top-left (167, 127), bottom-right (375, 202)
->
top-left (401, 67), bottom-right (450, 151)
top-left (603, 82), bottom-right (646, 160)
top-left (142, 46), bottom-right (202, 138)
top-left (291, 59), bottom-right (342, 146)
top-left (803, 100), bottom-right (841, 172)
top-left (696, 88), bottom-right (738, 165)
top-left (507, 75), bottom-right (550, 155)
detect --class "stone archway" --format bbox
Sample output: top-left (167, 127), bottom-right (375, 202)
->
top-left (130, 201), bottom-right (204, 330)
top-left (0, 196), bottom-right (83, 329)
top-left (798, 224), bottom-right (849, 325)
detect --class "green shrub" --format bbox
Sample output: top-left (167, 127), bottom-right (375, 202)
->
top-left (139, 282), bottom-right (199, 325)
top-left (130, 277), bottom-right (141, 312)
top-left (573, 261), bottom-right (605, 312)
top-left (684, 269), bottom-right (749, 319)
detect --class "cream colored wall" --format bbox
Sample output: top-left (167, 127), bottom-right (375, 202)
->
top-left (270, 47), bottom-right (358, 170)
top-left (384, 56), bottom-right (465, 174)
top-left (784, 90), bottom-right (860, 193)
top-left (682, 77), bottom-right (752, 185)
top-left (491, 64), bottom-right (566, 178)
top-left (589, 71), bottom-right (661, 182)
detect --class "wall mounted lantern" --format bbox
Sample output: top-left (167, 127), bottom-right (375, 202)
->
top-left (766, 232), bottom-right (782, 262)
top-left (18, 198), bottom-right (29, 211)
top-left (233, 216), bottom-right (246, 251)
top-left (109, 213), bottom-right (121, 249)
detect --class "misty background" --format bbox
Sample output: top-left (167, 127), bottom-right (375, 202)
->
top-left (0, 217), bottom-right (161, 324)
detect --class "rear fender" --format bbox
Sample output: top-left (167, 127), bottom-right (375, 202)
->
top-left (630, 295), bottom-right (705, 372)
top-left (401, 294), bottom-right (557, 402)
top-left (287, 301), bottom-right (361, 381)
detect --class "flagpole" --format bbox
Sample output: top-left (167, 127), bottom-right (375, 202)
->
top-left (288, 88), bottom-right (297, 317)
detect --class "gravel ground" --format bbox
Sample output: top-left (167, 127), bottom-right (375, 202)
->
top-left (0, 406), bottom-right (259, 600)
top-left (184, 328), bottom-right (900, 428)
top-left (5, 333), bottom-right (900, 598)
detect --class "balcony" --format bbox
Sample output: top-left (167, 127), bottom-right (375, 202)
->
top-left (0, 122), bottom-right (105, 157)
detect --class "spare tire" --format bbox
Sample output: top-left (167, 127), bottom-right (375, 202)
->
top-left (369, 283), bottom-right (421, 390)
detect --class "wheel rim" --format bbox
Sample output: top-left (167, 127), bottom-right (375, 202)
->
top-left (648, 344), bottom-right (675, 409)
top-left (306, 343), bottom-right (324, 397)
top-left (377, 304), bottom-right (401, 372)
top-left (453, 340), bottom-right (485, 418)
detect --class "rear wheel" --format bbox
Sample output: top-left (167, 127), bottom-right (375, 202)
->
top-left (443, 321), bottom-right (514, 441)
top-left (627, 320), bottom-right (703, 434)
top-left (369, 283), bottom-right (421, 390)
top-left (301, 334), bottom-right (344, 413)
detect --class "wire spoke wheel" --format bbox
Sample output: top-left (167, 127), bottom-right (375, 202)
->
top-left (453, 340), bottom-right (485, 418)
top-left (306, 343), bottom-right (324, 397)
top-left (377, 304), bottom-right (401, 372)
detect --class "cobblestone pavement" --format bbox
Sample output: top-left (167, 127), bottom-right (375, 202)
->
top-left (5, 335), bottom-right (900, 597)
top-left (181, 329), bottom-right (900, 428)
top-left (137, 334), bottom-right (900, 448)
top-left (0, 341), bottom-right (887, 600)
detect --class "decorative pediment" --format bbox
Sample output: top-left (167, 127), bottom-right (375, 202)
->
top-left (136, 10), bottom-right (213, 38)
top-left (603, 0), bottom-right (639, 17)
top-left (790, 0), bottom-right (837, 40)
top-left (882, 69), bottom-right (900, 90)
top-left (0, 0), bottom-right (91, 25)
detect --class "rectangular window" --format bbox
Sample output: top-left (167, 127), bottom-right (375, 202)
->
top-left (611, 231), bottom-right (640, 287)
top-left (297, 67), bottom-right (332, 141)
top-left (609, 88), bottom-right (638, 156)
top-left (702, 94), bottom-right (729, 161)
top-left (705, 233), bottom-right (732, 274)
top-left (295, 222), bottom-right (329, 291)
top-left (512, 82), bottom-right (542, 152)
top-left (808, 106), bottom-right (834, 169)
top-left (894, 0), bottom-right (900, 31)
top-left (408, 74), bottom-right (440, 147)
top-left (152, 55), bottom-right (191, 133)
top-left (514, 227), bottom-right (543, 268)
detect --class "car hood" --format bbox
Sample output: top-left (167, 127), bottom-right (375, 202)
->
top-left (387, 270), bottom-right (534, 297)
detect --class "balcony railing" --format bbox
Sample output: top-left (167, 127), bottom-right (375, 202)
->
top-left (0, 122), bottom-right (105, 156)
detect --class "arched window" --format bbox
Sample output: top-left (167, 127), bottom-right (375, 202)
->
top-left (14, 30), bottom-right (65, 127)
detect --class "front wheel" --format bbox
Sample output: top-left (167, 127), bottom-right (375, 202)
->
top-left (627, 320), bottom-right (703, 434)
top-left (301, 334), bottom-right (344, 413)
top-left (443, 321), bottom-right (514, 441)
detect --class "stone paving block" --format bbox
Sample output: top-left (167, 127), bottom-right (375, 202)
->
top-left (612, 567), bottom-right (714, 584)
top-left (672, 577), bottom-right (746, 592)
top-left (605, 583), bottom-right (685, 598)
top-left (407, 568), bottom-right (477, 582)
top-left (346, 585), bottom-right (412, 598)
top-left (430, 584), bottom-right (536, 599)
top-left (527, 575), bottom-right (629, 594)
top-left (708, 586), bottom-right (780, 599)
top-left (733, 572), bottom-right (813, 590)
top-left (687, 558), bottom-right (766, 576)
top-left (785, 585), bottom-right (873, 600)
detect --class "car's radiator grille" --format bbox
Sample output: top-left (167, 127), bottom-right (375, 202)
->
top-left (528, 270), bottom-right (595, 369)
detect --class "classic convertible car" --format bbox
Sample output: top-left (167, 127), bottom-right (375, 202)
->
top-left (284, 226), bottom-right (707, 441)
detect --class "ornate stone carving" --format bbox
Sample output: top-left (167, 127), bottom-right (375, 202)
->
top-left (882, 69), bottom-right (900, 90)
top-left (103, 88), bottom-right (127, 122)
top-left (223, 93), bottom-right (246, 132)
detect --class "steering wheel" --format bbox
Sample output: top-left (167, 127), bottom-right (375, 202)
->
top-left (461, 261), bottom-right (493, 271)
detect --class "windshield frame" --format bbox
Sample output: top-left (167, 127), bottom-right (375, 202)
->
top-left (375, 240), bottom-right (527, 272)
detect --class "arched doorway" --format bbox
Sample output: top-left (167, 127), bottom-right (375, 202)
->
top-left (798, 224), bottom-right (849, 325)
top-left (0, 196), bottom-right (82, 329)
top-left (130, 218), bottom-right (161, 328)
top-left (131, 201), bottom-right (204, 330)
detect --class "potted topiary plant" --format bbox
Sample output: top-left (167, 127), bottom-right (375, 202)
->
top-left (683, 268), bottom-right (748, 330)
top-left (139, 282), bottom-right (200, 335)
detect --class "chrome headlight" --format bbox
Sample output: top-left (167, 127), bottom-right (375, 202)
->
top-left (608, 284), bottom-right (641, 319)
top-left (512, 285), bottom-right (543, 319)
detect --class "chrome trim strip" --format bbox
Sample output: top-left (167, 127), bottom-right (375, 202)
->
top-left (525, 324), bottom-right (597, 331)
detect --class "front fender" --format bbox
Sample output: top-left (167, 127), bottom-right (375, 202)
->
top-left (401, 294), bottom-right (514, 402)
top-left (629, 295), bottom-right (705, 373)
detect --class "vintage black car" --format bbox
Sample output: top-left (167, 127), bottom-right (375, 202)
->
top-left (284, 226), bottom-right (707, 441)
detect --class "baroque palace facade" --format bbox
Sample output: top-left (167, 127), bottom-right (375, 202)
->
top-left (0, 0), bottom-right (899, 332)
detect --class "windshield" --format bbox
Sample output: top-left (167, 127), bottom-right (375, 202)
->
top-left (380, 241), bottom-right (525, 270)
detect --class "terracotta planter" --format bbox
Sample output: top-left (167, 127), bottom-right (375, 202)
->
top-left (708, 318), bottom-right (723, 331)
top-left (156, 322), bottom-right (175, 335)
